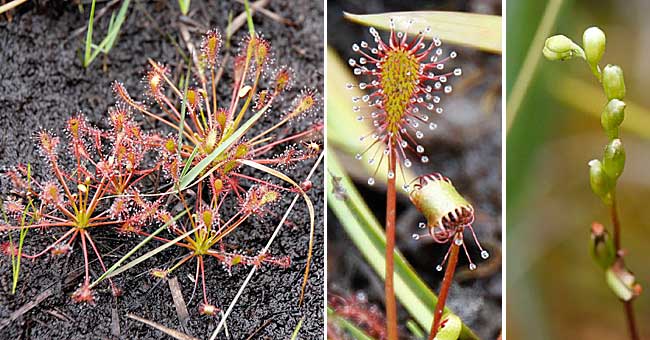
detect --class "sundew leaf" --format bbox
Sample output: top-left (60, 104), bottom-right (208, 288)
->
top-left (327, 149), bottom-right (479, 340)
top-left (344, 11), bottom-right (501, 54)
top-left (326, 47), bottom-right (417, 189)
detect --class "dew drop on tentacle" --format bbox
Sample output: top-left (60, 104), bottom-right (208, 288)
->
top-left (404, 159), bottom-right (412, 168)
top-left (429, 123), bottom-right (437, 130)
top-left (454, 238), bottom-right (463, 246)
top-left (469, 263), bottom-right (477, 271)
top-left (412, 233), bottom-right (420, 240)
top-left (387, 170), bottom-right (395, 179)
top-left (418, 222), bottom-right (427, 229)
top-left (481, 250), bottom-right (490, 259)
top-left (454, 68), bottom-right (462, 76)
top-left (367, 177), bottom-right (375, 185)
top-left (416, 145), bottom-right (424, 153)
top-left (355, 153), bottom-right (362, 160)
top-left (436, 265), bottom-right (443, 272)
top-left (402, 184), bottom-right (410, 191)
top-left (421, 156), bottom-right (429, 163)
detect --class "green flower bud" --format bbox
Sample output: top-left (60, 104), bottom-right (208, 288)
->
top-left (542, 35), bottom-right (584, 61)
top-left (603, 139), bottom-right (625, 180)
top-left (409, 173), bottom-right (474, 230)
top-left (589, 159), bottom-right (613, 205)
top-left (583, 27), bottom-right (606, 68)
top-left (601, 99), bottom-right (625, 139)
top-left (602, 64), bottom-right (626, 100)
top-left (606, 264), bottom-right (642, 302)
top-left (589, 222), bottom-right (616, 270)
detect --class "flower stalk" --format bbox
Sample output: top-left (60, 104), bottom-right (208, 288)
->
top-left (544, 26), bottom-right (641, 340)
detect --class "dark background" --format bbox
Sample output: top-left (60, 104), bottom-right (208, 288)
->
top-left (0, 0), bottom-right (323, 338)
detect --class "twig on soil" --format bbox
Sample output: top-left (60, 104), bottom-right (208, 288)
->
top-left (0, 288), bottom-right (54, 330)
top-left (127, 313), bottom-right (199, 340)
top-left (226, 0), bottom-right (269, 38)
top-left (0, 0), bottom-right (28, 17)
top-left (168, 276), bottom-right (190, 331)
top-left (244, 319), bottom-right (272, 340)
top-left (234, 0), bottom-right (295, 26)
top-left (111, 306), bottom-right (121, 337)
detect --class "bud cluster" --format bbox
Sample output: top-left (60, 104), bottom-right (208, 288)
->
top-left (544, 26), bottom-right (640, 303)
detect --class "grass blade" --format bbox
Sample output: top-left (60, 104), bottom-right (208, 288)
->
top-left (327, 149), bottom-right (479, 340)
top-left (85, 0), bottom-right (131, 67)
top-left (344, 11), bottom-right (502, 53)
top-left (178, 0), bottom-right (191, 15)
top-left (243, 0), bottom-right (255, 36)
top-left (83, 0), bottom-right (97, 67)
top-left (178, 105), bottom-right (269, 190)
top-left (210, 153), bottom-right (323, 339)
top-left (327, 307), bottom-right (375, 340)
top-left (239, 158), bottom-right (318, 304)
top-left (290, 317), bottom-right (305, 340)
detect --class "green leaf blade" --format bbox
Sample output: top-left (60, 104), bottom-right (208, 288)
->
top-left (344, 11), bottom-right (502, 53)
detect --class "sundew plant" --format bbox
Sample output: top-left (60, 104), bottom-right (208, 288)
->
top-left (1, 26), bottom-right (322, 321)
top-left (347, 18), bottom-right (489, 340)
top-left (543, 26), bottom-right (641, 340)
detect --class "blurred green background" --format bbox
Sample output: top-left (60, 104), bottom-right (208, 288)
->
top-left (507, 0), bottom-right (650, 339)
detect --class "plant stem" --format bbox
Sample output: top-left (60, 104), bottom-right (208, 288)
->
top-left (624, 301), bottom-right (639, 340)
top-left (385, 146), bottom-right (398, 340)
top-left (610, 195), bottom-right (640, 340)
top-left (429, 237), bottom-right (460, 340)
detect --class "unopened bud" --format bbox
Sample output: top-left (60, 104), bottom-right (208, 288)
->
top-left (543, 35), bottom-right (584, 61)
top-left (602, 64), bottom-right (626, 100)
top-left (588, 159), bottom-right (613, 205)
top-left (583, 27), bottom-right (606, 68)
top-left (601, 99), bottom-right (625, 139)
top-left (606, 264), bottom-right (641, 302)
top-left (589, 222), bottom-right (616, 270)
top-left (602, 139), bottom-right (625, 180)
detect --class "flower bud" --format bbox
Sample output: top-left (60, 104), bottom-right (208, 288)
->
top-left (583, 27), bottom-right (606, 68)
top-left (542, 35), bottom-right (584, 61)
top-left (602, 64), bottom-right (626, 100)
top-left (606, 264), bottom-right (642, 302)
top-left (588, 159), bottom-right (613, 205)
top-left (409, 173), bottom-right (474, 230)
top-left (589, 222), bottom-right (616, 270)
top-left (601, 99), bottom-right (625, 139)
top-left (603, 139), bottom-right (625, 180)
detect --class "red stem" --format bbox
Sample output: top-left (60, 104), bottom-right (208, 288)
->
top-left (385, 146), bottom-right (398, 340)
top-left (610, 197), bottom-right (640, 340)
top-left (429, 237), bottom-right (460, 340)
